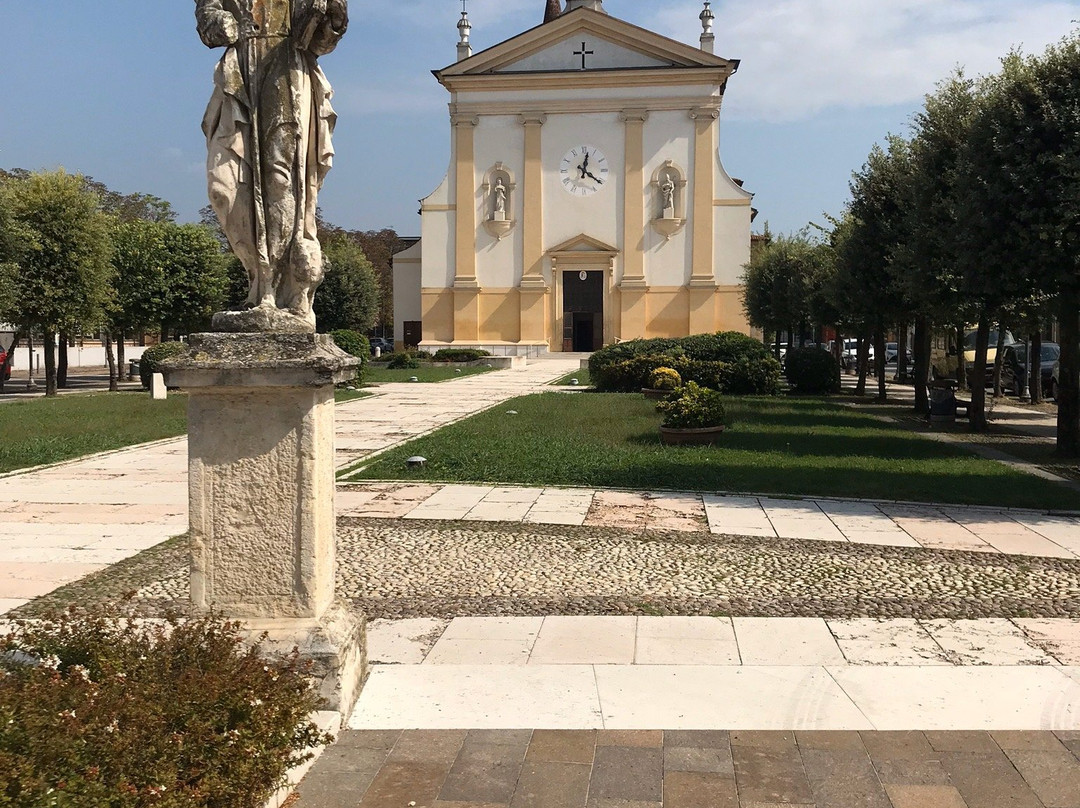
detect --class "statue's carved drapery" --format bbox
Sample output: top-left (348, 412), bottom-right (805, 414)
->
top-left (196, 0), bottom-right (348, 331)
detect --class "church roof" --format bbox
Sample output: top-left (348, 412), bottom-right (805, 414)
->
top-left (436, 5), bottom-right (737, 86)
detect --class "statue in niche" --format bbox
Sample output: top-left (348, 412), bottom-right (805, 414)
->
top-left (660, 173), bottom-right (676, 218)
top-left (493, 178), bottom-right (508, 221)
top-left (195, 0), bottom-right (348, 332)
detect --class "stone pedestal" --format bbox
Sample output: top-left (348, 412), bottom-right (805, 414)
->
top-left (162, 332), bottom-right (366, 717)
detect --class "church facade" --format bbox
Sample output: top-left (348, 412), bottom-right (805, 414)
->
top-left (393, 0), bottom-right (753, 354)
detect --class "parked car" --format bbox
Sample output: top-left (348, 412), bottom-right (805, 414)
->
top-left (1000, 343), bottom-right (1060, 398)
top-left (0, 348), bottom-right (10, 382)
top-left (369, 337), bottom-right (394, 356)
top-left (884, 342), bottom-right (913, 365)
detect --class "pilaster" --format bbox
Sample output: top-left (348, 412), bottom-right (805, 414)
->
top-left (620, 109), bottom-right (648, 287)
top-left (690, 106), bottom-right (720, 287)
top-left (452, 111), bottom-right (479, 290)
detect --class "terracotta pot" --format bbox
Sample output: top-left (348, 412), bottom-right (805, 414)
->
top-left (641, 387), bottom-right (674, 400)
top-left (659, 424), bottom-right (726, 446)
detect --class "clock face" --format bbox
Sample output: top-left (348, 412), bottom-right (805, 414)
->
top-left (560, 145), bottom-right (609, 197)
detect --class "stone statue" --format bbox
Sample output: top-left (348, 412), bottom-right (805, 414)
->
top-left (196, 0), bottom-right (348, 333)
top-left (660, 174), bottom-right (675, 216)
top-left (493, 178), bottom-right (507, 219)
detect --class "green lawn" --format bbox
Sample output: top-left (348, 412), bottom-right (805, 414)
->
top-left (551, 368), bottom-right (592, 387)
top-left (335, 388), bottom-right (373, 403)
top-left (344, 392), bottom-right (1078, 510)
top-left (364, 365), bottom-right (495, 384)
top-left (0, 393), bottom-right (188, 474)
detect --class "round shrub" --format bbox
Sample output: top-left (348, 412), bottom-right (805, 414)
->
top-left (329, 329), bottom-right (370, 359)
top-left (649, 367), bottom-right (682, 390)
top-left (595, 354), bottom-right (689, 392)
top-left (724, 356), bottom-right (783, 396)
top-left (785, 346), bottom-right (841, 395)
top-left (139, 341), bottom-right (187, 390)
top-left (387, 352), bottom-right (421, 369)
top-left (656, 381), bottom-right (727, 429)
top-left (0, 606), bottom-right (332, 807)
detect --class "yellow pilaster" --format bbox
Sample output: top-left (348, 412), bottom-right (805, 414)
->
top-left (620, 288), bottom-right (648, 340)
top-left (620, 110), bottom-right (648, 285)
top-left (688, 287), bottom-right (716, 335)
top-left (454, 287), bottom-right (480, 342)
top-left (519, 112), bottom-right (548, 342)
top-left (690, 107), bottom-right (719, 286)
top-left (452, 111), bottom-right (479, 289)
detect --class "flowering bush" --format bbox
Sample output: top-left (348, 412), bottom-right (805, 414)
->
top-left (0, 607), bottom-right (332, 808)
top-left (648, 367), bottom-right (682, 390)
top-left (656, 381), bottom-right (727, 429)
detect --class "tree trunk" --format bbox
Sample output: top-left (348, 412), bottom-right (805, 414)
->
top-left (874, 329), bottom-right (888, 402)
top-left (992, 323), bottom-right (1006, 398)
top-left (116, 332), bottom-right (127, 382)
top-left (1030, 330), bottom-right (1043, 405)
top-left (969, 316), bottom-right (991, 432)
top-left (774, 331), bottom-right (782, 361)
top-left (1056, 294), bottom-right (1079, 457)
top-left (897, 322), bottom-right (909, 381)
top-left (43, 329), bottom-right (57, 397)
top-left (104, 332), bottom-right (118, 393)
top-left (955, 325), bottom-right (968, 390)
top-left (57, 331), bottom-right (69, 389)
top-left (855, 335), bottom-right (870, 396)
top-left (913, 316), bottom-right (930, 413)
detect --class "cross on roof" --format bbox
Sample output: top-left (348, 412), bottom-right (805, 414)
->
top-left (574, 41), bottom-right (594, 70)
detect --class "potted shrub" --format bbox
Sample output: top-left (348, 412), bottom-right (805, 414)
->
top-left (656, 381), bottom-right (728, 445)
top-left (642, 366), bottom-right (682, 400)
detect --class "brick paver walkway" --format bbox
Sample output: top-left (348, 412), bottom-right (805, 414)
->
top-left (294, 729), bottom-right (1080, 808)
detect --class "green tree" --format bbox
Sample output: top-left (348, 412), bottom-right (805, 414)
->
top-left (961, 41), bottom-right (1080, 455)
top-left (159, 224), bottom-right (230, 338)
top-left (0, 170), bottom-right (113, 396)
top-left (315, 234), bottom-right (381, 333)
top-left (741, 232), bottom-right (819, 357)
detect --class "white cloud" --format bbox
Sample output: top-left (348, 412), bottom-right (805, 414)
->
top-left (648, 0), bottom-right (1080, 122)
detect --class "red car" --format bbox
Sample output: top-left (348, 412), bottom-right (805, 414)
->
top-left (0, 349), bottom-right (10, 382)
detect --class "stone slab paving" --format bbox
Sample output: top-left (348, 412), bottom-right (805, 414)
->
top-left (293, 728), bottom-right (1080, 807)
top-left (0, 360), bottom-right (579, 615)
top-left (351, 617), bottom-right (1080, 732)
top-left (339, 482), bottom-right (1080, 559)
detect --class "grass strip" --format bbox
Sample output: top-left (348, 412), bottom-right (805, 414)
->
top-left (0, 392), bottom-right (187, 474)
top-left (364, 365), bottom-right (494, 384)
top-left (346, 392), bottom-right (1079, 510)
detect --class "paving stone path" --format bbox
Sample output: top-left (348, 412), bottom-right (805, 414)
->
top-left (294, 729), bottom-right (1080, 808)
top-left (338, 482), bottom-right (1080, 558)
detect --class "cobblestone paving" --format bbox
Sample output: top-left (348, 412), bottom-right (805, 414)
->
top-left (336, 519), bottom-right (1080, 621)
top-left (293, 729), bottom-right (1080, 808)
top-left (19, 517), bottom-right (1080, 622)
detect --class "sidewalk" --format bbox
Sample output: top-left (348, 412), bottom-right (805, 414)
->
top-left (0, 358), bottom-right (580, 615)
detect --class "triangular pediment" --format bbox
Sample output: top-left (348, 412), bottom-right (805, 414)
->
top-left (439, 8), bottom-right (736, 79)
top-left (548, 233), bottom-right (620, 256)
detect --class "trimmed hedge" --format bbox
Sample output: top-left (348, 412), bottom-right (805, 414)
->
top-left (139, 342), bottom-right (187, 390)
top-left (432, 348), bottom-right (492, 363)
top-left (785, 346), bottom-right (841, 395)
top-left (589, 333), bottom-right (780, 396)
top-left (329, 329), bottom-right (369, 359)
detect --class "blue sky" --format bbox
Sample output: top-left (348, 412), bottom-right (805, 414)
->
top-left (2, 1), bottom-right (1078, 238)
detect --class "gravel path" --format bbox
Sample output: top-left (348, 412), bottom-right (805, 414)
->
top-left (14, 518), bottom-right (1080, 622)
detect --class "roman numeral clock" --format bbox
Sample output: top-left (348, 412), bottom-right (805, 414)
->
top-left (560, 145), bottom-right (609, 197)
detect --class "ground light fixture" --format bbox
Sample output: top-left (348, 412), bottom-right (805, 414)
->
top-left (406, 456), bottom-right (427, 469)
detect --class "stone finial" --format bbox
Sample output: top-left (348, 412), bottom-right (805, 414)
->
top-left (544, 0), bottom-right (563, 23)
top-left (700, 0), bottom-right (716, 54)
top-left (457, 2), bottom-right (472, 61)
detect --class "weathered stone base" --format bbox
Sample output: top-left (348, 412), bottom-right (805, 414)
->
top-left (212, 305), bottom-right (314, 334)
top-left (244, 602), bottom-right (368, 720)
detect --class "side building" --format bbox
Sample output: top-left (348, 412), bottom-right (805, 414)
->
top-left (393, 0), bottom-right (754, 354)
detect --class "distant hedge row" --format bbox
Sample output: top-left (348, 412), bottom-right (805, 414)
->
top-left (588, 332), bottom-right (782, 396)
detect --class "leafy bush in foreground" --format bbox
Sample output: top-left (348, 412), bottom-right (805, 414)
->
top-left (785, 346), bottom-right (841, 395)
top-left (648, 367), bottom-right (682, 390)
top-left (139, 342), bottom-right (188, 390)
top-left (0, 607), bottom-right (332, 808)
top-left (656, 381), bottom-right (728, 429)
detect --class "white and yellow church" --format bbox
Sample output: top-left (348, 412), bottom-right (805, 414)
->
top-left (392, 0), bottom-right (754, 354)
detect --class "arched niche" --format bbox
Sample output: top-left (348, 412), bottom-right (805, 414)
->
top-left (650, 161), bottom-right (687, 240)
top-left (481, 163), bottom-right (516, 241)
